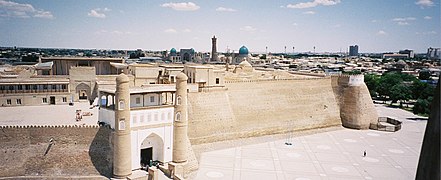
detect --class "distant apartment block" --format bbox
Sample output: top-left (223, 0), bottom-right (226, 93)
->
top-left (399, 49), bottom-right (414, 58)
top-left (382, 53), bottom-right (409, 59)
top-left (427, 47), bottom-right (440, 60)
top-left (349, 45), bottom-right (359, 57)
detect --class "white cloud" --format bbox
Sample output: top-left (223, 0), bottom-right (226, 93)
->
top-left (398, 21), bottom-right (409, 25)
top-left (371, 20), bottom-right (378, 23)
top-left (377, 30), bottom-right (387, 35)
top-left (392, 17), bottom-right (416, 21)
top-left (216, 7), bottom-right (236, 12)
top-left (303, 11), bottom-right (316, 14)
top-left (287, 0), bottom-right (341, 9)
top-left (161, 2), bottom-right (200, 11)
top-left (183, 28), bottom-right (191, 33)
top-left (292, 23), bottom-right (298, 26)
top-left (34, 10), bottom-right (53, 19)
top-left (0, 0), bottom-right (53, 19)
top-left (392, 17), bottom-right (416, 25)
top-left (332, 24), bottom-right (341, 28)
top-left (240, 26), bottom-right (257, 32)
top-left (88, 8), bottom-right (111, 18)
top-left (164, 28), bottom-right (178, 34)
top-left (424, 16), bottom-right (432, 19)
top-left (415, 0), bottom-right (434, 8)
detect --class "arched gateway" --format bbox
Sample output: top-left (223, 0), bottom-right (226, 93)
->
top-left (140, 133), bottom-right (164, 167)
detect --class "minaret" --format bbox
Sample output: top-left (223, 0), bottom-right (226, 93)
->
top-left (211, 35), bottom-right (218, 62)
top-left (173, 72), bottom-right (188, 163)
top-left (113, 73), bottom-right (132, 178)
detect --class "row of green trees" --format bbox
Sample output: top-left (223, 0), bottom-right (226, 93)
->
top-left (364, 72), bottom-right (436, 115)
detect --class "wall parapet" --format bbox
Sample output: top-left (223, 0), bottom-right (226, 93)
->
top-left (224, 76), bottom-right (329, 84)
top-left (0, 124), bottom-right (101, 129)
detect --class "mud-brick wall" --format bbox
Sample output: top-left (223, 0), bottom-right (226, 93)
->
top-left (0, 125), bottom-right (113, 177)
top-left (187, 78), bottom-right (342, 144)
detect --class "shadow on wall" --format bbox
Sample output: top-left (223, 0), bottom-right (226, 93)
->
top-left (89, 125), bottom-right (113, 177)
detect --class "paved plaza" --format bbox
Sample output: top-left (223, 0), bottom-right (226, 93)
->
top-left (194, 105), bottom-right (427, 180)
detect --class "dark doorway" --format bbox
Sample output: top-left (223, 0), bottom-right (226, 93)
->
top-left (183, 53), bottom-right (190, 62)
top-left (50, 96), bottom-right (56, 105)
top-left (79, 90), bottom-right (88, 100)
top-left (140, 148), bottom-right (153, 167)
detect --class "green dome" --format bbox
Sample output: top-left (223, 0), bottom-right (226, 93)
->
top-left (239, 46), bottom-right (249, 55)
top-left (170, 48), bottom-right (177, 53)
top-left (170, 48), bottom-right (177, 56)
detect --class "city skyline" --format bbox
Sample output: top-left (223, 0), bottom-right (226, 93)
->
top-left (0, 0), bottom-right (440, 53)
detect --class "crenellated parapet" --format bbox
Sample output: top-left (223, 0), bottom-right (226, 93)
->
top-left (225, 77), bottom-right (328, 84)
top-left (330, 74), bottom-right (364, 86)
top-left (0, 124), bottom-right (101, 129)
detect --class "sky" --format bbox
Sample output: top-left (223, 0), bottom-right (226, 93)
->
top-left (0, 0), bottom-right (440, 53)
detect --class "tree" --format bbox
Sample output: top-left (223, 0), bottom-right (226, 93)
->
top-left (413, 97), bottom-right (432, 115)
top-left (364, 74), bottom-right (380, 97)
top-left (377, 72), bottom-right (402, 100)
top-left (411, 80), bottom-right (435, 99)
top-left (418, 70), bottom-right (431, 80)
top-left (389, 83), bottom-right (412, 107)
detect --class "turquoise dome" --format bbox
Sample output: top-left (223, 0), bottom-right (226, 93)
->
top-left (170, 48), bottom-right (177, 56)
top-left (239, 46), bottom-right (249, 55)
top-left (190, 48), bottom-right (195, 53)
top-left (170, 48), bottom-right (177, 53)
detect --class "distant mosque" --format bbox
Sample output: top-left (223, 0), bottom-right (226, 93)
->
top-left (168, 48), bottom-right (207, 63)
top-left (168, 35), bottom-right (251, 65)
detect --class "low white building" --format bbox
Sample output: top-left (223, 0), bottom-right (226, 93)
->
top-left (98, 84), bottom-right (176, 170)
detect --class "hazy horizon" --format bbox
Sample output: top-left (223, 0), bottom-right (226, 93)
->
top-left (1, 0), bottom-right (440, 53)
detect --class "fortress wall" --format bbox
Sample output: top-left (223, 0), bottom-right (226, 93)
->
top-left (187, 78), bottom-right (341, 144)
top-left (0, 125), bottom-right (112, 177)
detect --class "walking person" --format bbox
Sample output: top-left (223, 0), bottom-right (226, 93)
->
top-left (363, 150), bottom-right (366, 157)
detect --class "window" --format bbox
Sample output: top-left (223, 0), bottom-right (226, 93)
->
top-left (25, 85), bottom-right (30, 90)
top-left (43, 85), bottom-right (48, 89)
top-left (62, 97), bottom-right (67, 102)
top-left (52, 85), bottom-right (57, 89)
top-left (6, 99), bottom-right (11, 105)
top-left (119, 100), bottom-right (125, 110)
top-left (136, 97), bottom-right (141, 104)
top-left (42, 98), bottom-right (47, 103)
top-left (33, 85), bottom-right (37, 90)
top-left (176, 96), bottom-right (181, 105)
top-left (216, 78), bottom-right (220, 84)
top-left (61, 84), bottom-right (67, 90)
top-left (175, 112), bottom-right (181, 122)
top-left (8, 85), bottom-right (13, 90)
top-left (17, 85), bottom-right (22, 90)
top-left (150, 96), bottom-right (155, 103)
top-left (16, 99), bottom-right (21, 105)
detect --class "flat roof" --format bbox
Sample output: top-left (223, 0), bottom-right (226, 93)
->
top-left (0, 78), bottom-right (70, 84)
top-left (99, 84), bottom-right (176, 94)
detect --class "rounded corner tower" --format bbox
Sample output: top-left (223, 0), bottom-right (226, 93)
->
top-left (113, 73), bottom-right (132, 178)
top-left (338, 75), bottom-right (378, 129)
top-left (173, 72), bottom-right (189, 163)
